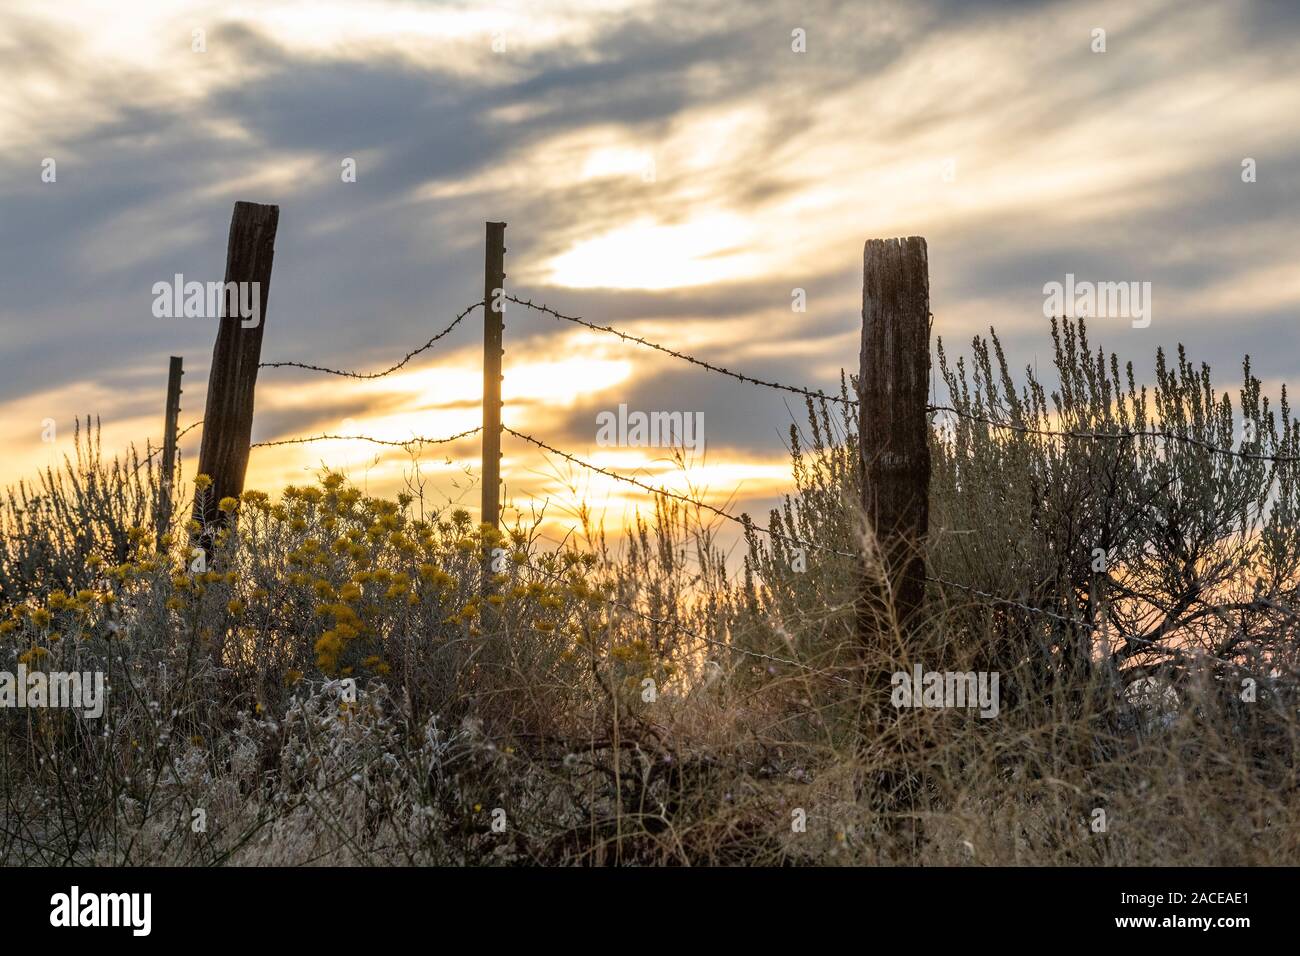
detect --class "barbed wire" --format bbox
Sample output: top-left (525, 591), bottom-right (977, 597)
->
top-left (251, 426), bottom-right (482, 450)
top-left (244, 288), bottom-right (1298, 467)
top-left (505, 426), bottom-right (1094, 629)
top-left (925, 573), bottom-right (1091, 629)
top-left (506, 425), bottom-right (1281, 679)
top-left (504, 293), bottom-right (1299, 467)
top-left (928, 404), bottom-right (1300, 464)
top-left (130, 419), bottom-right (205, 476)
top-left (924, 572), bottom-right (1284, 675)
top-left (505, 294), bottom-right (1299, 465)
top-left (503, 426), bottom-right (856, 559)
top-left (506, 294), bottom-right (858, 408)
top-left (258, 302), bottom-right (481, 379)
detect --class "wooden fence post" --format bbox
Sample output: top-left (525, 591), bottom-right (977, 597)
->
top-left (481, 222), bottom-right (506, 533)
top-left (858, 236), bottom-right (931, 637)
top-left (193, 201), bottom-right (279, 548)
top-left (156, 355), bottom-right (183, 550)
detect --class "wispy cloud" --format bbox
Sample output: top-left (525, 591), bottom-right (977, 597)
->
top-left (2, 0), bottom-right (1298, 542)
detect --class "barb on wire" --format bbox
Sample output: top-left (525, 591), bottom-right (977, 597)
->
top-left (925, 572), bottom-right (1273, 674)
top-left (925, 573), bottom-right (1091, 630)
top-left (259, 301), bottom-right (481, 379)
top-left (131, 419), bottom-right (204, 476)
top-left (506, 294), bottom-right (858, 408)
top-left (928, 404), bottom-right (1300, 464)
top-left (251, 426), bottom-right (482, 450)
top-left (504, 426), bottom-right (856, 559)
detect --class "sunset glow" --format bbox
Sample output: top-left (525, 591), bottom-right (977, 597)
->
top-left (3, 0), bottom-right (1299, 546)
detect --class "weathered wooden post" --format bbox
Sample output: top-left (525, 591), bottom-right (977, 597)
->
top-left (156, 355), bottom-right (183, 550)
top-left (193, 201), bottom-right (279, 547)
top-left (858, 237), bottom-right (931, 637)
top-left (481, 221), bottom-right (506, 532)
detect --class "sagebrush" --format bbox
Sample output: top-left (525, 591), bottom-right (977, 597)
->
top-left (3, 319), bottom-right (1298, 865)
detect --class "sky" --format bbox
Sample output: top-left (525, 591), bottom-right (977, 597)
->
top-left (2, 0), bottom-right (1299, 551)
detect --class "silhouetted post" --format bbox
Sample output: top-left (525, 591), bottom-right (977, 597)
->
top-left (156, 355), bottom-right (183, 550)
top-left (858, 237), bottom-right (931, 638)
top-left (481, 222), bottom-right (506, 533)
top-left (193, 201), bottom-right (279, 549)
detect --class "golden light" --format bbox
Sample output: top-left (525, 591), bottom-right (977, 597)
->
top-left (542, 215), bottom-right (762, 290)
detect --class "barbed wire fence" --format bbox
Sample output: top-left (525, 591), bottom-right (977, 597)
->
top-left (213, 294), bottom-right (1284, 676)
top-left (499, 296), bottom-right (1296, 678)
top-left (150, 207), bottom-right (1295, 681)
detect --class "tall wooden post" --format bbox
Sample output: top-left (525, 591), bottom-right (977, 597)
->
top-left (859, 236), bottom-right (931, 636)
top-left (193, 201), bottom-right (279, 546)
top-left (156, 355), bottom-right (183, 550)
top-left (481, 222), bottom-right (506, 532)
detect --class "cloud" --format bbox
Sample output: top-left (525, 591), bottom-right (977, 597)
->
top-left (2, 0), bottom-right (1299, 540)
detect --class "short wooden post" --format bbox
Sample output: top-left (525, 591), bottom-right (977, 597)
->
top-left (193, 201), bottom-right (279, 547)
top-left (481, 222), bottom-right (506, 532)
top-left (858, 237), bottom-right (931, 636)
top-left (156, 355), bottom-right (183, 550)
